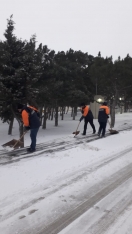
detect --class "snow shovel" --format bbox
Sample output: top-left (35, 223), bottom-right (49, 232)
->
top-left (73, 122), bottom-right (80, 137)
top-left (108, 120), bottom-right (119, 134)
top-left (2, 131), bottom-right (27, 149)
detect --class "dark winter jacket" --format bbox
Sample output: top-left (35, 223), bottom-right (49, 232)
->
top-left (21, 106), bottom-right (41, 129)
top-left (98, 105), bottom-right (110, 123)
top-left (80, 106), bottom-right (94, 122)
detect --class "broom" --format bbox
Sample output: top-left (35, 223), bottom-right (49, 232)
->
top-left (2, 131), bottom-right (28, 150)
top-left (73, 122), bottom-right (80, 137)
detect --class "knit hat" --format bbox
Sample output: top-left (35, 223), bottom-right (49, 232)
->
top-left (17, 103), bottom-right (24, 109)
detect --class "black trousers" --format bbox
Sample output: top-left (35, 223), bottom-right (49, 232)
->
top-left (98, 122), bottom-right (107, 136)
top-left (84, 119), bottom-right (96, 134)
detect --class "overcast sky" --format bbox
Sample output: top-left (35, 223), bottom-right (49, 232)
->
top-left (1, 0), bottom-right (132, 60)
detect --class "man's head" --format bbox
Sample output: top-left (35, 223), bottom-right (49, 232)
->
top-left (103, 102), bottom-right (107, 106)
top-left (80, 102), bottom-right (86, 109)
top-left (17, 103), bottom-right (24, 112)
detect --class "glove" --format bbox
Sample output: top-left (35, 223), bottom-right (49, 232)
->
top-left (80, 116), bottom-right (84, 122)
top-left (24, 126), bottom-right (30, 131)
top-left (107, 115), bottom-right (109, 119)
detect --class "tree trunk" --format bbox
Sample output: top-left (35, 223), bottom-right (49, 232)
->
top-left (61, 107), bottom-right (64, 120)
top-left (8, 116), bottom-right (14, 135)
top-left (39, 107), bottom-right (43, 125)
top-left (74, 106), bottom-right (77, 116)
top-left (111, 104), bottom-right (115, 127)
top-left (48, 108), bottom-right (51, 120)
top-left (120, 105), bottom-right (123, 114)
top-left (73, 107), bottom-right (77, 120)
top-left (71, 108), bottom-right (73, 117)
top-left (10, 105), bottom-right (24, 148)
top-left (60, 107), bottom-right (62, 116)
top-left (124, 100), bottom-right (128, 113)
top-left (51, 108), bottom-right (54, 120)
top-left (55, 106), bottom-right (58, 126)
top-left (19, 123), bottom-right (24, 148)
top-left (66, 106), bottom-right (69, 114)
top-left (42, 105), bottom-right (47, 129)
top-left (110, 94), bottom-right (118, 128)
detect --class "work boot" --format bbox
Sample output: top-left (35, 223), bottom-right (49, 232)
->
top-left (101, 135), bottom-right (105, 138)
top-left (27, 148), bottom-right (36, 153)
top-left (82, 132), bottom-right (86, 135)
top-left (27, 148), bottom-right (31, 152)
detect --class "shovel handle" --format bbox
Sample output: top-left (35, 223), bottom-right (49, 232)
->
top-left (13, 131), bottom-right (27, 149)
top-left (74, 122), bottom-right (80, 137)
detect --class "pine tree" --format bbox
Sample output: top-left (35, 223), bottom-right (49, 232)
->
top-left (0, 16), bottom-right (41, 140)
top-left (90, 54), bottom-right (132, 127)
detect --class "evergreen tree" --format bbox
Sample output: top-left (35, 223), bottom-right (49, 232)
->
top-left (0, 16), bottom-right (41, 138)
top-left (90, 54), bottom-right (132, 127)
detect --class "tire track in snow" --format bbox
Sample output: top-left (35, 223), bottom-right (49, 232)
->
top-left (57, 177), bottom-right (132, 234)
top-left (86, 192), bottom-right (132, 234)
top-left (38, 162), bottom-right (132, 234)
top-left (1, 146), bottom-right (132, 226)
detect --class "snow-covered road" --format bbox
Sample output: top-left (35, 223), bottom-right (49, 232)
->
top-left (58, 150), bottom-right (132, 234)
top-left (1, 113), bottom-right (132, 233)
top-left (0, 128), bottom-right (132, 233)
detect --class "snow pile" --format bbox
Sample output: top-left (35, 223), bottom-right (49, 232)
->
top-left (4, 146), bottom-right (14, 152)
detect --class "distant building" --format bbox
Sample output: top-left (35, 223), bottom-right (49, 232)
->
top-left (90, 95), bottom-right (105, 119)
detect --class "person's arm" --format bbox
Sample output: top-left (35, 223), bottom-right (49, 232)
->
top-left (80, 115), bottom-right (84, 122)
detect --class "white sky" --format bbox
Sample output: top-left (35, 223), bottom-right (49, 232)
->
top-left (1, 0), bottom-right (132, 61)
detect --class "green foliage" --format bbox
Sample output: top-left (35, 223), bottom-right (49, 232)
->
top-left (0, 16), bottom-right (41, 122)
top-left (90, 55), bottom-right (132, 103)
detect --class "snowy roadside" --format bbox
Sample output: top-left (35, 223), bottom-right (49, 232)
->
top-left (0, 126), bottom-right (132, 233)
top-left (0, 112), bottom-right (132, 150)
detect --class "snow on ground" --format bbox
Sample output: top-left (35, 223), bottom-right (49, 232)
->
top-left (0, 113), bottom-right (132, 233)
top-left (0, 112), bottom-right (132, 149)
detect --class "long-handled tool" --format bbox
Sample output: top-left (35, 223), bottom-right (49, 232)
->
top-left (2, 131), bottom-right (27, 149)
top-left (12, 131), bottom-right (27, 149)
top-left (72, 122), bottom-right (80, 137)
top-left (108, 120), bottom-right (119, 134)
